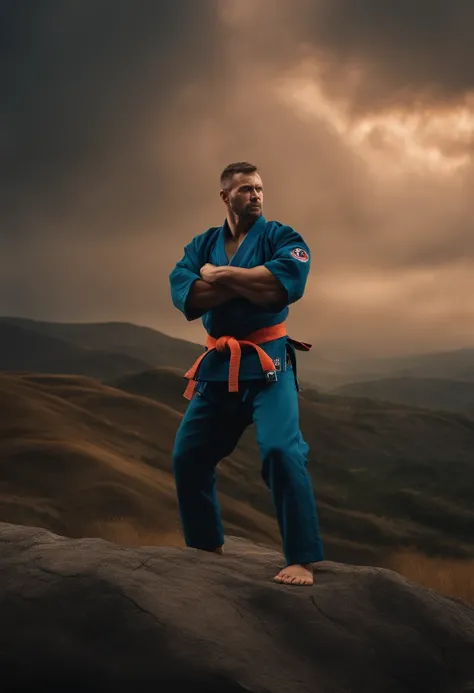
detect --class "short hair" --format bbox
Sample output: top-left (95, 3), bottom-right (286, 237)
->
top-left (220, 161), bottom-right (258, 190)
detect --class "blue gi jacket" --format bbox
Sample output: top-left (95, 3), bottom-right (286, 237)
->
top-left (169, 215), bottom-right (310, 381)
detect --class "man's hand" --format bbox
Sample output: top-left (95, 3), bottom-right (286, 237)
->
top-left (200, 263), bottom-right (221, 284)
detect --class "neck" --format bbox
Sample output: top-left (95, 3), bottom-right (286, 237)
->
top-left (226, 212), bottom-right (257, 239)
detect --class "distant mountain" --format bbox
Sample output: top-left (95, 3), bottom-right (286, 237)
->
top-left (0, 316), bottom-right (202, 373)
top-left (300, 346), bottom-right (474, 390)
top-left (0, 322), bottom-right (153, 380)
top-left (330, 376), bottom-right (474, 416)
top-left (2, 315), bottom-right (474, 395)
top-left (338, 347), bottom-right (474, 381)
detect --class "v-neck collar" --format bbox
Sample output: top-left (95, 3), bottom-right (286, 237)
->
top-left (217, 215), bottom-right (266, 266)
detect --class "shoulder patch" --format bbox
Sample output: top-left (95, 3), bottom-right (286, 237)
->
top-left (291, 247), bottom-right (309, 262)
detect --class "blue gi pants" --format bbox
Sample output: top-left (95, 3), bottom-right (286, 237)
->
top-left (172, 369), bottom-right (324, 565)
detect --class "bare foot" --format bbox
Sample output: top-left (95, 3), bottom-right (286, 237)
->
top-left (273, 563), bottom-right (313, 586)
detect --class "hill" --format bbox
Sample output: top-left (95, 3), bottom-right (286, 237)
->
top-left (351, 346), bottom-right (474, 381)
top-left (3, 368), bottom-right (474, 566)
top-left (0, 316), bottom-right (202, 373)
top-left (110, 366), bottom-right (189, 413)
top-left (311, 346), bottom-right (474, 390)
top-left (0, 372), bottom-right (282, 552)
top-left (3, 316), bottom-right (474, 392)
top-left (0, 322), bottom-right (153, 380)
top-left (113, 369), bottom-right (474, 562)
top-left (298, 345), bottom-right (474, 390)
top-left (330, 376), bottom-right (474, 416)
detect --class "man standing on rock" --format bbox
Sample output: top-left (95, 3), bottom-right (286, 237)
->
top-left (169, 162), bottom-right (324, 585)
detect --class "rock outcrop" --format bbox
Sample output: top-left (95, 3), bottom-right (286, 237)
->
top-left (1, 522), bottom-right (474, 692)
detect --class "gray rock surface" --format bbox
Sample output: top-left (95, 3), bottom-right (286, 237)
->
top-left (1, 521), bottom-right (474, 692)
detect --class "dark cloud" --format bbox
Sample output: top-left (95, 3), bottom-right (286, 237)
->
top-left (0, 0), bottom-right (221, 237)
top-left (289, 0), bottom-right (474, 113)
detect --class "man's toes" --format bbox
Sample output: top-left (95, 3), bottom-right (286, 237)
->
top-left (288, 575), bottom-right (313, 586)
top-left (274, 568), bottom-right (314, 585)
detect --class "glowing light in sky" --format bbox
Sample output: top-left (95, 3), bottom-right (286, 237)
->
top-left (274, 61), bottom-right (474, 175)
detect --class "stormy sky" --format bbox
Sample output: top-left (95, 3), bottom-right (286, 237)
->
top-left (2, 0), bottom-right (474, 359)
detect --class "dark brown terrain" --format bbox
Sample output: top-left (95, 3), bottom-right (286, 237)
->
top-left (2, 317), bottom-right (474, 689)
top-left (1, 316), bottom-right (474, 605)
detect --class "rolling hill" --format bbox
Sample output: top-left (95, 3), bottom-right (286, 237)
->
top-left (0, 316), bottom-right (202, 373)
top-left (352, 346), bottom-right (474, 380)
top-left (2, 316), bottom-right (474, 392)
top-left (312, 346), bottom-right (474, 390)
top-left (2, 316), bottom-right (474, 601)
top-left (2, 366), bottom-right (474, 572)
top-left (329, 376), bottom-right (474, 416)
top-left (0, 322), bottom-right (153, 380)
top-left (0, 372), bottom-right (280, 552)
top-left (113, 369), bottom-right (474, 559)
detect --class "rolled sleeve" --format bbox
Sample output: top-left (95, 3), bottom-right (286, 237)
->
top-left (263, 226), bottom-right (311, 304)
top-left (169, 242), bottom-right (202, 320)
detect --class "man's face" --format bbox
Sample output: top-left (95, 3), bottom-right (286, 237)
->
top-left (222, 172), bottom-right (264, 219)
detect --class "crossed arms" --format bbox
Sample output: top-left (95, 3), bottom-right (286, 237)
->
top-left (170, 225), bottom-right (310, 321)
top-left (186, 264), bottom-right (287, 317)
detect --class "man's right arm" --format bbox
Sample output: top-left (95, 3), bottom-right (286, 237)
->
top-left (185, 280), bottom-right (236, 319)
top-left (169, 237), bottom-right (235, 321)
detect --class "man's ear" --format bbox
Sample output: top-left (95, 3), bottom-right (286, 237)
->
top-left (220, 189), bottom-right (228, 204)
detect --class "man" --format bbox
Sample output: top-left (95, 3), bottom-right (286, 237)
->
top-left (169, 161), bottom-right (324, 585)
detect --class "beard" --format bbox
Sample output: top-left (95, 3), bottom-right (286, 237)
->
top-left (231, 201), bottom-right (262, 218)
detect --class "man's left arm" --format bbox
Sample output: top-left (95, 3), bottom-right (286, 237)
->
top-left (202, 226), bottom-right (311, 310)
top-left (202, 264), bottom-right (285, 309)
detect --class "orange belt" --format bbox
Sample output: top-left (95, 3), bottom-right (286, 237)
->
top-left (183, 322), bottom-right (288, 400)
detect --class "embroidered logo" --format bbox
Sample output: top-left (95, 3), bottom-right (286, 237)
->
top-left (291, 247), bottom-right (309, 262)
top-left (273, 357), bottom-right (281, 371)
